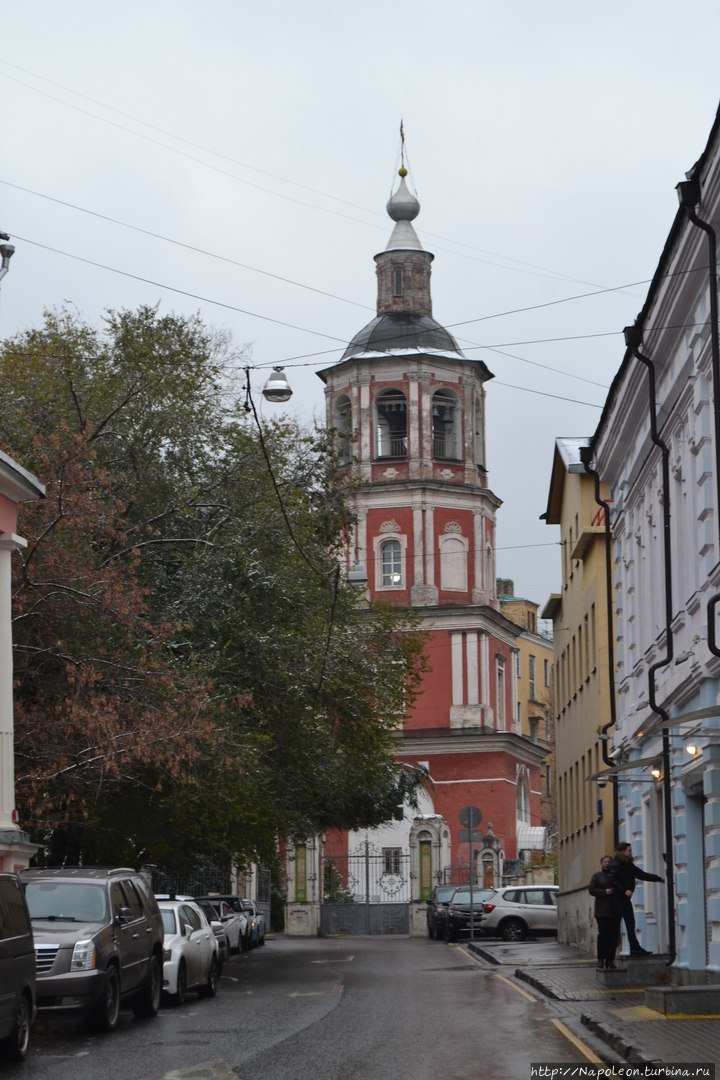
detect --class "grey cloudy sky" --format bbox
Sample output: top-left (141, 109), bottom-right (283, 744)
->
top-left (3, 1), bottom-right (720, 609)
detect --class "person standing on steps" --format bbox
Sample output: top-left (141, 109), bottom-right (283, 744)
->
top-left (610, 841), bottom-right (664, 956)
top-left (588, 855), bottom-right (621, 970)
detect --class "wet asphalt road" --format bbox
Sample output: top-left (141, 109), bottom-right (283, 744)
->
top-left (14, 936), bottom-right (605, 1080)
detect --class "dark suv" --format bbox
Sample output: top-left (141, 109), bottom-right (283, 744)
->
top-left (427, 884), bottom-right (469, 939)
top-left (434, 887), bottom-right (495, 942)
top-left (0, 873), bottom-right (35, 1060)
top-left (22, 867), bottom-right (164, 1032)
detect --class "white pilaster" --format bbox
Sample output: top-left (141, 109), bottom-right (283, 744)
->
top-left (0, 534), bottom-right (25, 832)
top-left (466, 632), bottom-right (479, 705)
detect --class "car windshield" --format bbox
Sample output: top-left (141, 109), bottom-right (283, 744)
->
top-left (197, 903), bottom-right (218, 923)
top-left (160, 908), bottom-right (178, 935)
top-left (450, 889), bottom-right (495, 905)
top-left (25, 881), bottom-right (108, 922)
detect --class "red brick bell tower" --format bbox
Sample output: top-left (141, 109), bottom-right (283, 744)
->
top-left (317, 167), bottom-right (547, 904)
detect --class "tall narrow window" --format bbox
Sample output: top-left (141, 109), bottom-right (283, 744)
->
top-left (529, 655), bottom-right (536, 700)
top-left (392, 268), bottom-right (404, 296)
top-left (381, 539), bottom-right (403, 587)
top-left (496, 656), bottom-right (506, 727)
top-left (333, 394), bottom-right (352, 465)
top-left (376, 389), bottom-right (407, 459)
top-left (474, 399), bottom-right (484, 469)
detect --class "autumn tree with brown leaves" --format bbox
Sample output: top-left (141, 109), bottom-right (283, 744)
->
top-left (1, 306), bottom-right (425, 870)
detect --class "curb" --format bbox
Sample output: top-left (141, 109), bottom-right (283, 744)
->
top-left (579, 1014), bottom-right (656, 1066)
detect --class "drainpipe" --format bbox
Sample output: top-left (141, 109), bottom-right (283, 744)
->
top-left (622, 323), bottom-right (676, 965)
top-left (578, 446), bottom-right (619, 848)
top-left (676, 178), bottom-right (720, 658)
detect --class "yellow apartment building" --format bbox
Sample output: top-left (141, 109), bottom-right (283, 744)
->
top-left (541, 439), bottom-right (616, 951)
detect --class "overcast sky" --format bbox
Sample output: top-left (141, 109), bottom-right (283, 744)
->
top-left (3, 2), bottom-right (720, 612)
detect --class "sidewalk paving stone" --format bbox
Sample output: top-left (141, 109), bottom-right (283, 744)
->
top-left (466, 938), bottom-right (720, 1068)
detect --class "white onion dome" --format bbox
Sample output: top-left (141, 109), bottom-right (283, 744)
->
top-left (386, 173), bottom-right (420, 222)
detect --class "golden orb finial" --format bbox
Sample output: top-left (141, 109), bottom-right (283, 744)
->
top-left (398, 166), bottom-right (408, 178)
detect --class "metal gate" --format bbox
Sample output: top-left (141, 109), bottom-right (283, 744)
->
top-left (320, 840), bottom-right (410, 935)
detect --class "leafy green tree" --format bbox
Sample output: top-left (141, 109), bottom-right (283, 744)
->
top-left (1, 306), bottom-right (425, 868)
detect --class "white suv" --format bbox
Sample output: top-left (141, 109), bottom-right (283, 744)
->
top-left (478, 885), bottom-right (558, 941)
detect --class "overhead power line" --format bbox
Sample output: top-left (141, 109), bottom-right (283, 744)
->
top-left (0, 59), bottom-right (645, 293)
top-left (0, 179), bottom-right (372, 312)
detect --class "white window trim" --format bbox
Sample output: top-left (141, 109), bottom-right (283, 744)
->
top-left (373, 532), bottom-right (408, 591)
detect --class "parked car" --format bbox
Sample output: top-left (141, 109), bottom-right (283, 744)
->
top-left (22, 866), bottom-right (163, 1032)
top-left (426, 884), bottom-right (470, 940)
top-left (157, 900), bottom-right (219, 1006)
top-left (155, 894), bottom-right (228, 970)
top-left (204, 899), bottom-right (245, 953)
top-left (0, 873), bottom-right (35, 1060)
top-left (435, 887), bottom-right (495, 942)
top-left (476, 885), bottom-right (559, 941)
top-left (194, 901), bottom-right (230, 966)
top-left (195, 895), bottom-right (251, 951)
top-left (241, 899), bottom-right (266, 947)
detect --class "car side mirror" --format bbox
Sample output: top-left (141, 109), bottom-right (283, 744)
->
top-left (116, 906), bottom-right (133, 923)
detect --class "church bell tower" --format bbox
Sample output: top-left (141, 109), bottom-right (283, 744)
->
top-left (318, 168), bottom-right (500, 609)
top-left (315, 164), bottom-right (546, 898)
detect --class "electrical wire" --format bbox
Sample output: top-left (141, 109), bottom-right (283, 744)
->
top-left (11, 233), bottom-right (351, 345)
top-left (0, 179), bottom-right (373, 312)
top-left (0, 60), bottom-right (649, 293)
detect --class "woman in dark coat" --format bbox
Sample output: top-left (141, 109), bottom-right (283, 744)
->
top-left (588, 855), bottom-right (621, 970)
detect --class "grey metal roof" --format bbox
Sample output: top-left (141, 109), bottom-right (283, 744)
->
top-left (341, 313), bottom-right (463, 360)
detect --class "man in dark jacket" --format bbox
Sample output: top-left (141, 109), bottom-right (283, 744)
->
top-left (589, 855), bottom-right (621, 969)
top-left (610, 841), bottom-right (664, 956)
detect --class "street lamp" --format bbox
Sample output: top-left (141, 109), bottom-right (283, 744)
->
top-left (0, 233), bottom-right (15, 286)
top-left (262, 367), bottom-right (293, 403)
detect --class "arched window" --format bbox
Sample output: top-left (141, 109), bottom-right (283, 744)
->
top-left (375, 389), bottom-right (407, 459)
top-left (333, 394), bottom-right (352, 465)
top-left (440, 534), bottom-right (468, 591)
top-left (516, 767), bottom-right (531, 823)
top-left (432, 390), bottom-right (461, 460)
top-left (380, 538), bottom-right (403, 587)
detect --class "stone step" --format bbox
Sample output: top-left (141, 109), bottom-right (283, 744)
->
top-left (596, 954), bottom-right (672, 987)
top-left (644, 984), bottom-right (720, 1016)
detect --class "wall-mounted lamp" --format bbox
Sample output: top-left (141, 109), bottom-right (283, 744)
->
top-left (685, 743), bottom-right (701, 757)
top-left (262, 367), bottom-right (293, 403)
top-left (650, 765), bottom-right (663, 780)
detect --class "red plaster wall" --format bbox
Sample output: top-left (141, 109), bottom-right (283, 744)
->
top-left (404, 628), bottom-right (452, 731)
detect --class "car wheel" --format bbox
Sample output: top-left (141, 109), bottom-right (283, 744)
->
top-left (170, 960), bottom-right (187, 1007)
top-left (132, 954), bottom-right (162, 1018)
top-left (258, 928), bottom-right (265, 946)
top-left (198, 955), bottom-right (219, 998)
top-left (500, 918), bottom-right (527, 942)
top-left (427, 921), bottom-right (435, 940)
top-left (241, 932), bottom-right (250, 953)
top-left (0, 992), bottom-right (32, 1061)
top-left (88, 965), bottom-right (121, 1032)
